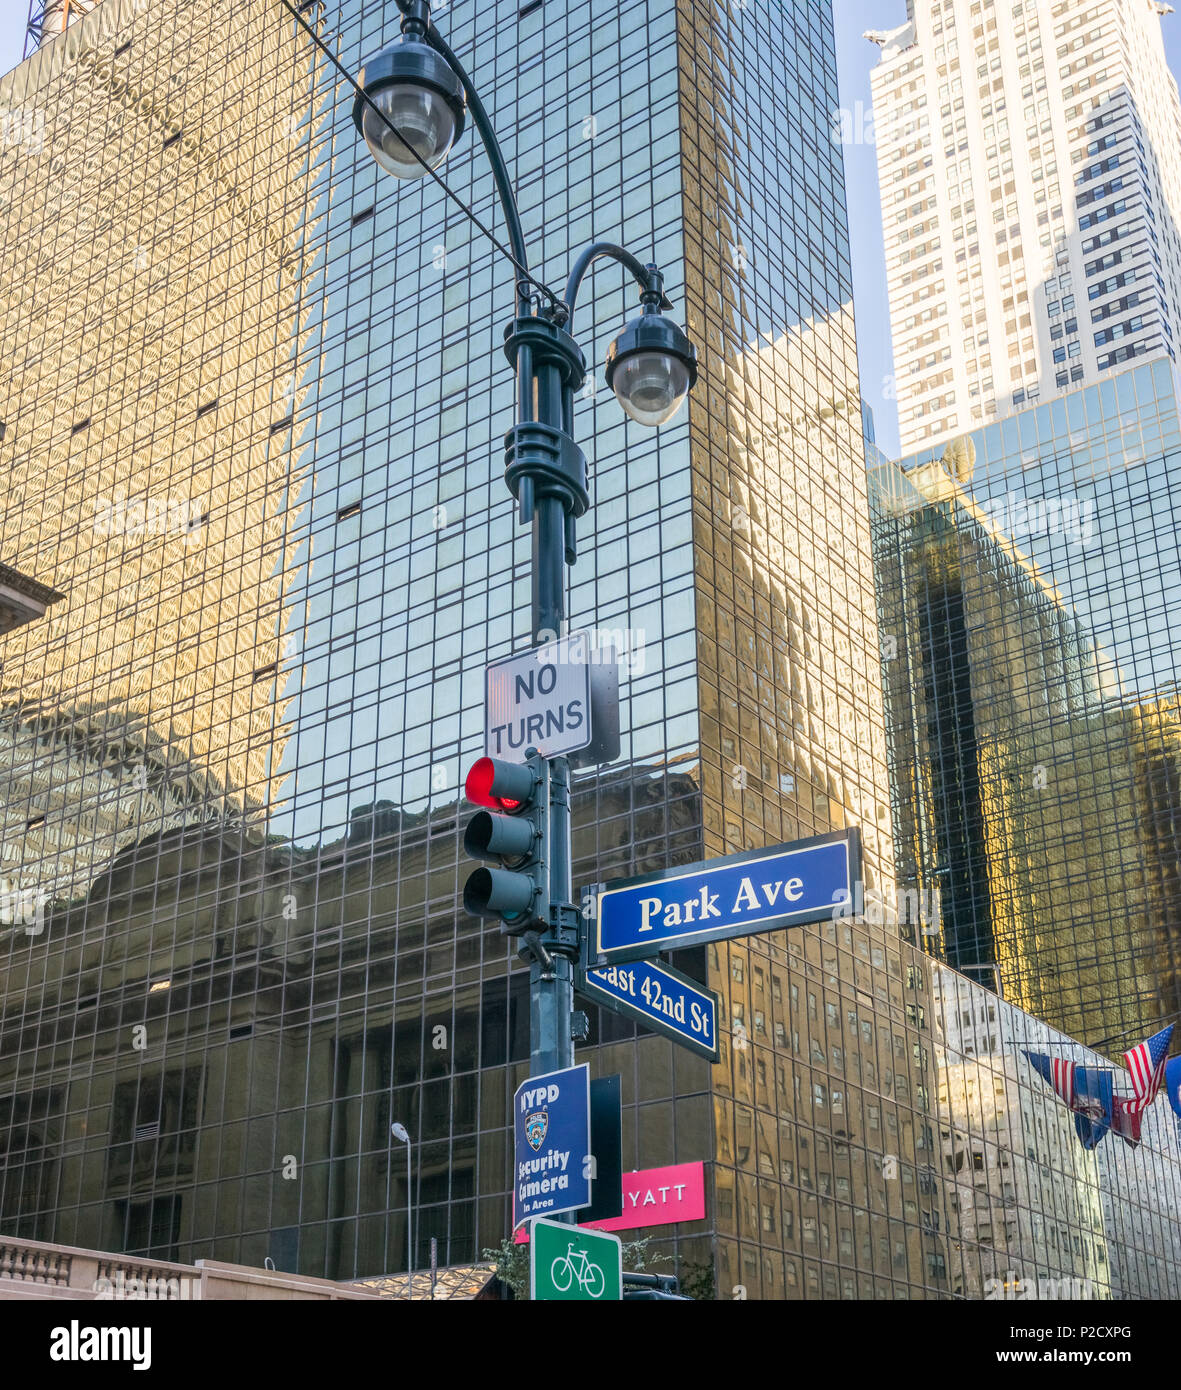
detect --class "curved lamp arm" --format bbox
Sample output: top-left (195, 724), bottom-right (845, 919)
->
top-left (420, 17), bottom-right (534, 319)
top-left (561, 243), bottom-right (675, 330)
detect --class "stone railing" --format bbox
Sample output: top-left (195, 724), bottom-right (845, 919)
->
top-left (0, 1235), bottom-right (383, 1300)
top-left (0, 1240), bottom-right (72, 1285)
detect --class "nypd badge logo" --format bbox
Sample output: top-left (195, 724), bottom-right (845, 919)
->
top-left (525, 1110), bottom-right (548, 1151)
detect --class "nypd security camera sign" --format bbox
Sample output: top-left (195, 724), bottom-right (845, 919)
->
top-left (485, 631), bottom-right (593, 763)
top-left (513, 1063), bottom-right (592, 1227)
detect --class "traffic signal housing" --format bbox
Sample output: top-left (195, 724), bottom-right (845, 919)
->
top-left (462, 754), bottom-right (549, 934)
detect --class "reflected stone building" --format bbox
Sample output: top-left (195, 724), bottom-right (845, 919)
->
top-left (932, 969), bottom-right (1110, 1299)
top-left (3, 0), bottom-right (1181, 1300)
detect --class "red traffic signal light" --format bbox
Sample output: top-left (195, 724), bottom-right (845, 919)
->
top-left (461, 754), bottom-right (549, 933)
top-left (464, 756), bottom-right (536, 812)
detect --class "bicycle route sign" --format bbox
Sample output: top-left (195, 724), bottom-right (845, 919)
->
top-left (530, 1216), bottom-right (622, 1301)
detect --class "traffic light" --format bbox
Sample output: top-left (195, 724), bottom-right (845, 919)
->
top-left (622, 1273), bottom-right (688, 1300)
top-left (462, 754), bottom-right (549, 934)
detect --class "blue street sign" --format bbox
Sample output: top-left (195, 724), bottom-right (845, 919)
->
top-left (594, 830), bottom-right (860, 963)
top-left (577, 958), bottom-right (719, 1062)
top-left (513, 1063), bottom-right (592, 1227)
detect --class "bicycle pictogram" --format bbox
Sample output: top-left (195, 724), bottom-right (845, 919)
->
top-left (550, 1241), bottom-right (606, 1298)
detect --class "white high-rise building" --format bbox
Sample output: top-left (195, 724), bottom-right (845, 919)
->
top-left (868, 0), bottom-right (1181, 453)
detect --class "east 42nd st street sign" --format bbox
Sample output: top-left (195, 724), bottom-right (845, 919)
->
top-left (577, 957), bottom-right (719, 1062)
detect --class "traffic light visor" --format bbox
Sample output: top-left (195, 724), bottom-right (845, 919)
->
top-left (463, 866), bottom-right (535, 921)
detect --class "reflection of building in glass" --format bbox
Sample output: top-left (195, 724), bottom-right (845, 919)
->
top-left (0, 0), bottom-right (312, 921)
top-left (5, 0), bottom-right (1181, 1300)
top-left (933, 968), bottom-right (1110, 1299)
top-left (1095, 1097), bottom-right (1181, 1297)
top-left (871, 360), bottom-right (1181, 1049)
top-left (0, 563), bottom-right (61, 637)
top-left (0, 0), bottom-right (905, 1294)
top-left (25, 1), bottom-right (102, 55)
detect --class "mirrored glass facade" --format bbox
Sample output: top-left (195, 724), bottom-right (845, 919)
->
top-left (871, 358), bottom-right (1181, 1051)
top-left (931, 960), bottom-right (1181, 1300)
top-left (3, 0), bottom-right (1181, 1301)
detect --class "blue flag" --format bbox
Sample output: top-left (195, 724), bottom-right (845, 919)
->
top-left (1071, 1067), bottom-right (1114, 1150)
top-left (1022, 1051), bottom-right (1112, 1149)
top-left (1165, 1056), bottom-right (1181, 1121)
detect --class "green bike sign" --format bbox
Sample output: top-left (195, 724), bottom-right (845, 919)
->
top-left (529, 1217), bottom-right (622, 1301)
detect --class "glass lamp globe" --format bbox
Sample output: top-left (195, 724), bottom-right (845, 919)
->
top-left (610, 351), bottom-right (693, 427)
top-left (606, 305), bottom-right (698, 428)
top-left (353, 36), bottom-right (466, 182)
top-left (361, 81), bottom-right (460, 180)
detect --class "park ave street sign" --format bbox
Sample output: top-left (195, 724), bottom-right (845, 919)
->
top-left (485, 630), bottom-right (592, 762)
top-left (577, 957), bottom-right (719, 1062)
top-left (594, 830), bottom-right (860, 963)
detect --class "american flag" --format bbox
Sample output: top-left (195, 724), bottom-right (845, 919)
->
top-left (1024, 1051), bottom-right (1075, 1105)
top-left (1024, 1052), bottom-right (1115, 1148)
top-left (1049, 1057), bottom-right (1075, 1107)
top-left (1112, 1097), bottom-right (1143, 1147)
top-left (1121, 1024), bottom-right (1174, 1115)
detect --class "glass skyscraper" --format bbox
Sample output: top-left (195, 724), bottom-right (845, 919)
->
top-left (872, 357), bottom-right (1181, 1053)
top-left (4, 0), bottom-right (1181, 1301)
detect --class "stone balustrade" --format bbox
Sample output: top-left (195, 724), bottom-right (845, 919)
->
top-left (0, 1235), bottom-right (384, 1300)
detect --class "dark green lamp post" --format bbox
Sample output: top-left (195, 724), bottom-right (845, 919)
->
top-left (352, 0), bottom-right (698, 1085)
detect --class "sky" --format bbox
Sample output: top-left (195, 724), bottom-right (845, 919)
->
top-left (3, 2), bottom-right (1181, 458)
top-left (0, 10), bottom-right (22, 77)
top-left (836, 0), bottom-right (909, 456)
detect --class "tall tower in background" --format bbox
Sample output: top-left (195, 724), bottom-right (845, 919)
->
top-left (24, 0), bottom-right (100, 56)
top-left (868, 0), bottom-right (1181, 455)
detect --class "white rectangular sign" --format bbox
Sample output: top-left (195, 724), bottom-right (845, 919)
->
top-left (485, 631), bottom-right (593, 762)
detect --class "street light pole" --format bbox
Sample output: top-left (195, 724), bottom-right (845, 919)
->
top-left (391, 1122), bottom-right (412, 1295)
top-left (353, 0), bottom-right (697, 1086)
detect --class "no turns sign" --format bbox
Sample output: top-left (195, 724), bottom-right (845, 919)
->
top-left (485, 630), bottom-right (594, 762)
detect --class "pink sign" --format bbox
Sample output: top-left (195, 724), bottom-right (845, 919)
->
top-left (591, 1161), bottom-right (706, 1233)
top-left (514, 1161), bottom-right (705, 1242)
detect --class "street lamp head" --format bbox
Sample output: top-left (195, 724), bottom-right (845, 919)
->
top-left (391, 1122), bottom-right (410, 1143)
top-left (353, 32), bottom-right (466, 181)
top-left (605, 299), bottom-right (698, 428)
